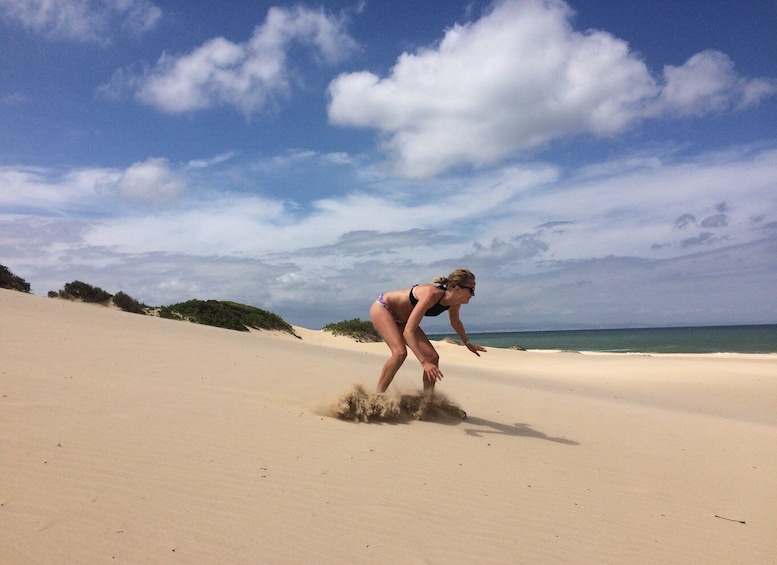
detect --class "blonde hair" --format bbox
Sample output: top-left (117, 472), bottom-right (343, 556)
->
top-left (434, 268), bottom-right (475, 289)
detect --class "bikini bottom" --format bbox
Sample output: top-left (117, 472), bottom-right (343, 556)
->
top-left (377, 294), bottom-right (404, 324)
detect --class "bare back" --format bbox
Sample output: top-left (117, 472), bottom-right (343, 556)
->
top-left (380, 284), bottom-right (446, 323)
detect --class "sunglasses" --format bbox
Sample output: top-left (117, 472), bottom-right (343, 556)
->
top-left (459, 285), bottom-right (475, 294)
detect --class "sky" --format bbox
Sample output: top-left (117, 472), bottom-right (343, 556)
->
top-left (1, 0), bottom-right (776, 332)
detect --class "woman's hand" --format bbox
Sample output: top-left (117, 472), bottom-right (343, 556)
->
top-left (465, 342), bottom-right (487, 357)
top-left (422, 361), bottom-right (444, 382)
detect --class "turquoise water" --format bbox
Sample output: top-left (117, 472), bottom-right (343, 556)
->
top-left (430, 324), bottom-right (777, 354)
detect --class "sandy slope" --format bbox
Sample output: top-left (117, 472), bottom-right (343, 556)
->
top-left (1, 289), bottom-right (775, 564)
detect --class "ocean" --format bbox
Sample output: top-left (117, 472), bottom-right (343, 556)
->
top-left (430, 324), bottom-right (777, 354)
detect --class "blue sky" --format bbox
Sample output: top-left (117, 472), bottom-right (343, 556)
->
top-left (1, 0), bottom-right (776, 331)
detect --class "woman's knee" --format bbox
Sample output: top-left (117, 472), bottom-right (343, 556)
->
top-left (389, 347), bottom-right (408, 363)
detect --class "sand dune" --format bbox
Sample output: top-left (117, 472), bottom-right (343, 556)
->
top-left (1, 289), bottom-right (775, 564)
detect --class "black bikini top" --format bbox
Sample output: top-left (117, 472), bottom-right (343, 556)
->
top-left (409, 284), bottom-right (450, 317)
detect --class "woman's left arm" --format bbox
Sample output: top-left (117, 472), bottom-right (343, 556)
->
top-left (448, 306), bottom-right (487, 357)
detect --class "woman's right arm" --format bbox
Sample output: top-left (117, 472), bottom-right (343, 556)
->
top-left (402, 287), bottom-right (445, 378)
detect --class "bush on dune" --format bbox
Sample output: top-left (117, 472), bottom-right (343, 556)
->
top-left (0, 264), bottom-right (31, 293)
top-left (23, 274), bottom-right (294, 333)
top-left (322, 318), bottom-right (381, 342)
top-left (54, 280), bottom-right (112, 304)
top-left (159, 299), bottom-right (296, 335)
top-left (48, 280), bottom-right (146, 314)
top-left (112, 291), bottom-right (147, 315)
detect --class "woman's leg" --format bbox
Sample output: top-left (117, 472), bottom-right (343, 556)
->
top-left (370, 301), bottom-right (408, 393)
top-left (410, 327), bottom-right (440, 393)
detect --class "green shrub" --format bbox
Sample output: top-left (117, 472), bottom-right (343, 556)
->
top-left (0, 264), bottom-right (31, 293)
top-left (56, 280), bottom-right (112, 304)
top-left (159, 299), bottom-right (295, 334)
top-left (112, 291), bottom-right (146, 315)
top-left (322, 318), bottom-right (381, 342)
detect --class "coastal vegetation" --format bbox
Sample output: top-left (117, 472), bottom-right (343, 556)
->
top-left (50, 280), bottom-right (113, 304)
top-left (322, 318), bottom-right (381, 342)
top-left (112, 291), bottom-right (147, 315)
top-left (3, 266), bottom-right (304, 338)
top-left (43, 280), bottom-right (296, 334)
top-left (0, 264), bottom-right (31, 293)
top-left (48, 280), bottom-right (146, 314)
top-left (159, 300), bottom-right (296, 335)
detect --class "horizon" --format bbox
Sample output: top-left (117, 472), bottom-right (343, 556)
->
top-left (1, 0), bottom-right (776, 331)
top-left (431, 321), bottom-right (777, 335)
top-left (4, 281), bottom-right (775, 335)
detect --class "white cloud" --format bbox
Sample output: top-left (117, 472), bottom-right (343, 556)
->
top-left (2, 144), bottom-right (776, 327)
top-left (106, 5), bottom-right (357, 114)
top-left (115, 158), bottom-right (186, 205)
top-left (0, 164), bottom-right (119, 212)
top-left (185, 151), bottom-right (237, 170)
top-left (0, 159), bottom-right (189, 212)
top-left (85, 194), bottom-right (291, 257)
top-left (503, 147), bottom-right (777, 262)
top-left (653, 50), bottom-right (777, 116)
top-left (327, 0), bottom-right (776, 178)
top-left (3, 146), bottom-right (775, 267)
top-left (0, 0), bottom-right (162, 44)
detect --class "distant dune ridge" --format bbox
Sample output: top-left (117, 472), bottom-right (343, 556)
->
top-left (1, 288), bottom-right (776, 564)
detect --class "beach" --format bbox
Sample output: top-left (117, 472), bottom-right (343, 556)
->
top-left (1, 289), bottom-right (776, 564)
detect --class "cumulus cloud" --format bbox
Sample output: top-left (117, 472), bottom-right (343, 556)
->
top-left (0, 0), bottom-right (161, 44)
top-left (653, 50), bottom-right (777, 116)
top-left (327, 0), bottom-right (777, 178)
top-left (114, 158), bottom-right (186, 205)
top-left (103, 5), bottom-right (357, 114)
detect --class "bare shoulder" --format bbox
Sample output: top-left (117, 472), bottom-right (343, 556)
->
top-left (414, 283), bottom-right (445, 299)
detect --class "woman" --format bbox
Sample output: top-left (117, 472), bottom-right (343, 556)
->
top-left (370, 268), bottom-right (486, 393)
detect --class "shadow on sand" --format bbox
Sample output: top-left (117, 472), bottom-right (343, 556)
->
top-left (462, 416), bottom-right (579, 445)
